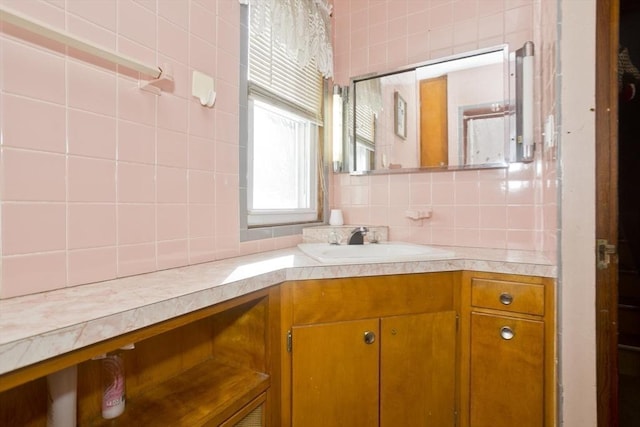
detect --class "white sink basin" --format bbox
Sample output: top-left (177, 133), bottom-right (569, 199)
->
top-left (297, 242), bottom-right (455, 264)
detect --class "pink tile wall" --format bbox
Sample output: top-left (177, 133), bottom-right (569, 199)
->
top-left (332, 0), bottom-right (557, 252)
top-left (0, 0), bottom-right (262, 299)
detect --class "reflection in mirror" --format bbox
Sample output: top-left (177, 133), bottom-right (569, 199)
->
top-left (348, 45), bottom-right (511, 174)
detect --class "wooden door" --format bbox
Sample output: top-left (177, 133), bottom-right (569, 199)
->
top-left (291, 319), bottom-right (379, 427)
top-left (380, 311), bottom-right (457, 427)
top-left (595, 0), bottom-right (620, 426)
top-left (419, 76), bottom-right (449, 167)
top-left (469, 313), bottom-right (544, 427)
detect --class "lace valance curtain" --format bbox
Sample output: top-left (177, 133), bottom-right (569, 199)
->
top-left (248, 0), bottom-right (334, 79)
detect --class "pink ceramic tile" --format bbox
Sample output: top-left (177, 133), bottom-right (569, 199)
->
top-left (507, 180), bottom-right (535, 205)
top-left (478, 0), bottom-right (506, 16)
top-left (455, 205), bottom-right (480, 228)
top-left (157, 167), bottom-right (188, 203)
top-left (388, 17), bottom-right (408, 42)
top-left (454, 18), bottom-right (478, 46)
top-left (432, 181), bottom-right (455, 205)
top-left (507, 205), bottom-right (536, 230)
top-left (387, 36), bottom-right (408, 67)
top-left (2, 149), bottom-right (66, 202)
top-left (429, 25), bottom-right (454, 51)
top-left (431, 227), bottom-right (456, 246)
top-left (68, 60), bottom-right (117, 116)
top-left (67, 0), bottom-right (117, 30)
top-left (158, 0), bottom-right (189, 29)
top-left (215, 110), bottom-right (238, 143)
top-left (117, 204), bottom-right (156, 245)
top-left (157, 129), bottom-right (188, 168)
top-left (116, 37), bottom-right (156, 75)
top-left (215, 141), bottom-right (238, 174)
top-left (351, 27), bottom-right (369, 51)
top-left (2, 203), bottom-right (66, 255)
top-left (350, 184), bottom-right (370, 206)
top-left (455, 181), bottom-right (480, 204)
top-left (371, 184), bottom-right (391, 205)
top-left (189, 170), bottom-right (215, 204)
top-left (2, 39), bottom-right (65, 104)
top-left (480, 205), bottom-right (508, 229)
top-left (429, 205), bottom-right (455, 227)
top-left (117, 163), bottom-right (155, 203)
top-left (158, 17), bottom-right (189, 65)
top-left (216, 16), bottom-right (241, 57)
top-left (118, 243), bottom-right (156, 277)
top-left (428, 3), bottom-right (454, 28)
top-left (68, 157), bottom-right (116, 202)
top-left (217, 50), bottom-right (240, 90)
top-left (68, 204), bottom-right (117, 249)
top-left (118, 0), bottom-right (156, 49)
top-left (157, 204), bottom-right (188, 240)
top-left (453, 0), bottom-right (479, 22)
top-left (2, 94), bottom-right (66, 153)
top-left (189, 204), bottom-right (215, 238)
top-left (66, 19), bottom-right (117, 68)
top-left (350, 6), bottom-right (369, 31)
top-left (189, 237), bottom-right (216, 264)
top-left (157, 239), bottom-right (189, 270)
top-left (2, 0), bottom-right (64, 26)
top-left (506, 229), bottom-right (536, 250)
top-left (190, 2), bottom-right (216, 44)
top-left (1, 252), bottom-right (67, 298)
top-left (190, 36), bottom-right (216, 76)
top-left (68, 247), bottom-right (118, 287)
top-left (158, 94), bottom-right (189, 133)
top-left (369, 206), bottom-right (390, 227)
top-left (455, 228), bottom-right (481, 247)
top-left (118, 121), bottom-right (156, 164)
top-left (478, 180), bottom-right (507, 204)
top-left (188, 137), bottom-right (215, 172)
top-left (369, 2), bottom-right (388, 26)
top-left (505, 4), bottom-right (533, 35)
top-left (117, 76), bottom-right (156, 126)
top-left (478, 13), bottom-right (504, 40)
top-left (134, 0), bottom-right (156, 12)
top-left (479, 229), bottom-right (508, 249)
top-left (188, 99), bottom-right (216, 139)
top-left (68, 110), bottom-right (117, 159)
top-left (407, 10), bottom-right (429, 36)
top-left (215, 203), bottom-right (239, 236)
top-left (215, 173), bottom-right (239, 208)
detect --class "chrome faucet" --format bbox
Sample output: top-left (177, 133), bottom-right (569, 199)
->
top-left (347, 226), bottom-right (368, 245)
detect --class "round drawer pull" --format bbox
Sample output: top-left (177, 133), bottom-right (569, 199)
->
top-left (499, 292), bottom-right (514, 305)
top-left (500, 326), bottom-right (515, 340)
top-left (364, 331), bottom-right (376, 344)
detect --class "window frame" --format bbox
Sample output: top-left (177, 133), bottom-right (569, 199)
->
top-left (239, 3), bottom-right (327, 241)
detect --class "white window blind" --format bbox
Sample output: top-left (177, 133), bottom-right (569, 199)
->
top-left (248, 4), bottom-right (323, 122)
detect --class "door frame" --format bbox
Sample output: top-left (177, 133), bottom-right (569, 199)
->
top-left (595, 0), bottom-right (620, 426)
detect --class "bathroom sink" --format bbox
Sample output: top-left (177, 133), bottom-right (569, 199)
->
top-left (297, 242), bottom-right (455, 264)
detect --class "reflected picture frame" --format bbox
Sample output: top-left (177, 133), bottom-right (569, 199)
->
top-left (394, 91), bottom-right (407, 139)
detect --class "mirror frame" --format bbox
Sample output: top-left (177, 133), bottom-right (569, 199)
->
top-left (343, 44), bottom-right (513, 175)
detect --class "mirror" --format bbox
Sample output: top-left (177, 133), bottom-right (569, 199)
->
top-left (345, 45), bottom-right (512, 174)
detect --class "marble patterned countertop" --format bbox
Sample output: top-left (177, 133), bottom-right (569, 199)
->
top-left (0, 245), bottom-right (556, 377)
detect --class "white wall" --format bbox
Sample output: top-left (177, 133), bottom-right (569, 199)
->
top-left (558, 0), bottom-right (597, 425)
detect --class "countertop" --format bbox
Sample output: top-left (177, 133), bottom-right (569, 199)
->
top-left (0, 245), bottom-right (556, 377)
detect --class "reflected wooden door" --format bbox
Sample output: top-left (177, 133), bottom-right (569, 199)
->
top-left (420, 76), bottom-right (448, 167)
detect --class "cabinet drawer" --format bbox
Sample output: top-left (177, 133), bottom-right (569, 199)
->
top-left (471, 278), bottom-right (544, 316)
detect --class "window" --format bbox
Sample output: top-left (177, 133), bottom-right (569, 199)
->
top-left (242, 1), bottom-right (326, 229)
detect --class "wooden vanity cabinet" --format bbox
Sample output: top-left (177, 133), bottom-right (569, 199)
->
top-left (280, 273), bottom-right (459, 427)
top-left (460, 272), bottom-right (556, 427)
top-left (0, 288), bottom-right (276, 427)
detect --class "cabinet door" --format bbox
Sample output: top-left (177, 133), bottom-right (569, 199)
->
top-left (291, 319), bottom-right (379, 427)
top-left (380, 311), bottom-right (457, 427)
top-left (469, 312), bottom-right (544, 427)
